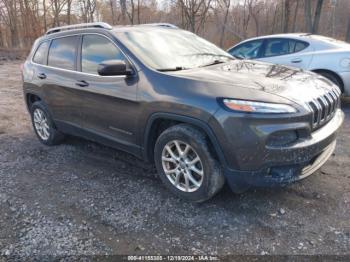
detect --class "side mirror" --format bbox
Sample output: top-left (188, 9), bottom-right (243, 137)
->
top-left (97, 60), bottom-right (133, 76)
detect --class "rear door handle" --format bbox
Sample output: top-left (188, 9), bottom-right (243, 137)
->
top-left (75, 80), bottom-right (89, 87)
top-left (37, 73), bottom-right (47, 79)
top-left (291, 58), bottom-right (302, 63)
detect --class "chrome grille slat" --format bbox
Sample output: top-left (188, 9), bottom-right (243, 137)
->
top-left (313, 98), bottom-right (322, 125)
top-left (319, 95), bottom-right (329, 121)
top-left (307, 89), bottom-right (340, 130)
top-left (329, 91), bottom-right (337, 112)
top-left (324, 93), bottom-right (334, 117)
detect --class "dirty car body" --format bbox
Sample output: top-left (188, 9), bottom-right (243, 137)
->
top-left (22, 23), bottom-right (344, 199)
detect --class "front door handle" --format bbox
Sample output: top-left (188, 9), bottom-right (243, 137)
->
top-left (291, 58), bottom-right (302, 63)
top-left (37, 73), bottom-right (47, 79)
top-left (75, 80), bottom-right (89, 87)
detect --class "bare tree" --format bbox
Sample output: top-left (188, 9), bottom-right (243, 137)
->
top-left (67, 0), bottom-right (73, 25)
top-left (291, 0), bottom-right (299, 32)
top-left (304, 0), bottom-right (313, 32)
top-left (304, 0), bottom-right (324, 33)
top-left (0, 0), bottom-right (19, 47)
top-left (120, 0), bottom-right (127, 23)
top-left (312, 0), bottom-right (324, 33)
top-left (80, 0), bottom-right (97, 23)
top-left (178, 0), bottom-right (212, 33)
top-left (126, 0), bottom-right (135, 25)
top-left (215, 0), bottom-right (231, 47)
top-left (247, 0), bottom-right (263, 36)
top-left (0, 0), bottom-right (349, 50)
top-left (51, 0), bottom-right (67, 26)
top-left (283, 0), bottom-right (291, 33)
top-left (347, 17), bottom-right (350, 43)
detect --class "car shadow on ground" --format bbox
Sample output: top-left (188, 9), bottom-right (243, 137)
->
top-left (61, 132), bottom-right (299, 206)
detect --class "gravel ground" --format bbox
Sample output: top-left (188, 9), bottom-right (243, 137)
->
top-left (0, 61), bottom-right (349, 258)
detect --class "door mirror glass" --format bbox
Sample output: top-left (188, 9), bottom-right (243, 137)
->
top-left (97, 60), bottom-right (132, 76)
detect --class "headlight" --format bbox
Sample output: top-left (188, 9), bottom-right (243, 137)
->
top-left (222, 99), bottom-right (297, 114)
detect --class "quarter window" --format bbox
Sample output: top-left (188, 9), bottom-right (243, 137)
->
top-left (294, 41), bottom-right (309, 52)
top-left (81, 35), bottom-right (125, 75)
top-left (33, 41), bottom-right (49, 65)
top-left (48, 36), bottom-right (78, 70)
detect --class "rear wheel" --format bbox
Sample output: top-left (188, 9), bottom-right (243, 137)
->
top-left (30, 101), bottom-right (64, 145)
top-left (154, 124), bottom-right (225, 202)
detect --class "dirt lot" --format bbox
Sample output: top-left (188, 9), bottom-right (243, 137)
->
top-left (0, 61), bottom-right (349, 258)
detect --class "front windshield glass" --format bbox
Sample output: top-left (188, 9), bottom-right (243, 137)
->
top-left (115, 29), bottom-right (234, 71)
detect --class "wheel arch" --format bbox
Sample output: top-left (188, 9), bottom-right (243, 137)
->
top-left (142, 113), bottom-right (226, 166)
top-left (312, 69), bottom-right (344, 93)
top-left (25, 92), bottom-right (43, 110)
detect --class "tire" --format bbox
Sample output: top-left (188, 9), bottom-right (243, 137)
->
top-left (30, 101), bottom-right (64, 146)
top-left (318, 71), bottom-right (343, 93)
top-left (154, 124), bottom-right (225, 202)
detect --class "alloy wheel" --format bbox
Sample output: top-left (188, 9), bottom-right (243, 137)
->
top-left (33, 108), bottom-right (50, 141)
top-left (161, 140), bottom-right (204, 192)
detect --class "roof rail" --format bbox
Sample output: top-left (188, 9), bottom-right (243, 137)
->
top-left (141, 23), bottom-right (178, 29)
top-left (46, 22), bottom-right (112, 35)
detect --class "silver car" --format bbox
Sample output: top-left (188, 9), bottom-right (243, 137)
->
top-left (228, 33), bottom-right (350, 96)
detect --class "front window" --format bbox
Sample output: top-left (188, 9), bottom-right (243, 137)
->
top-left (115, 29), bottom-right (233, 71)
top-left (228, 40), bottom-right (263, 59)
top-left (81, 35), bottom-right (126, 75)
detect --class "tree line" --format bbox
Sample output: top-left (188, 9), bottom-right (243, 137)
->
top-left (0, 0), bottom-right (350, 50)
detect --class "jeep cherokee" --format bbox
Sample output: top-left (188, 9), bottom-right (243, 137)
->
top-left (22, 22), bottom-right (344, 202)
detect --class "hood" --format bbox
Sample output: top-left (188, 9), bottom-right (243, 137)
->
top-left (170, 60), bottom-right (340, 106)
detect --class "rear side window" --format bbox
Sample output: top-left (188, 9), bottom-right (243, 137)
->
top-left (263, 38), bottom-right (309, 57)
top-left (48, 36), bottom-right (78, 70)
top-left (264, 39), bottom-right (290, 57)
top-left (33, 41), bottom-right (49, 65)
top-left (81, 35), bottom-right (126, 75)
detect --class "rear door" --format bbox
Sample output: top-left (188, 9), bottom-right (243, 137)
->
top-left (75, 34), bottom-right (139, 150)
top-left (42, 35), bottom-right (83, 127)
top-left (258, 38), bottom-right (313, 69)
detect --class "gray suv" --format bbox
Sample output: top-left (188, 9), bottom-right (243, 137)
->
top-left (22, 22), bottom-right (344, 202)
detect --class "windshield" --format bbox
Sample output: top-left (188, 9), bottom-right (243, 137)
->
top-left (115, 29), bottom-right (234, 71)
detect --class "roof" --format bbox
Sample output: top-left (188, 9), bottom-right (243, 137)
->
top-left (46, 22), bottom-right (178, 36)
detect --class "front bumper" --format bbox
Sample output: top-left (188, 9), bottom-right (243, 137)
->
top-left (213, 109), bottom-right (344, 192)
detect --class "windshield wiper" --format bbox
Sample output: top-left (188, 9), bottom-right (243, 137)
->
top-left (200, 60), bottom-right (226, 68)
top-left (157, 66), bottom-right (188, 72)
top-left (186, 53), bottom-right (235, 60)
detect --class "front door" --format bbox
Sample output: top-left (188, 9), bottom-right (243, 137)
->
top-left (74, 34), bottom-right (140, 151)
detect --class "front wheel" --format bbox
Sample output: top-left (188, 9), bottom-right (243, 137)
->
top-left (154, 124), bottom-right (225, 202)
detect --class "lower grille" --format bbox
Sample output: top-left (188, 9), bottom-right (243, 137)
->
top-left (308, 87), bottom-right (341, 130)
